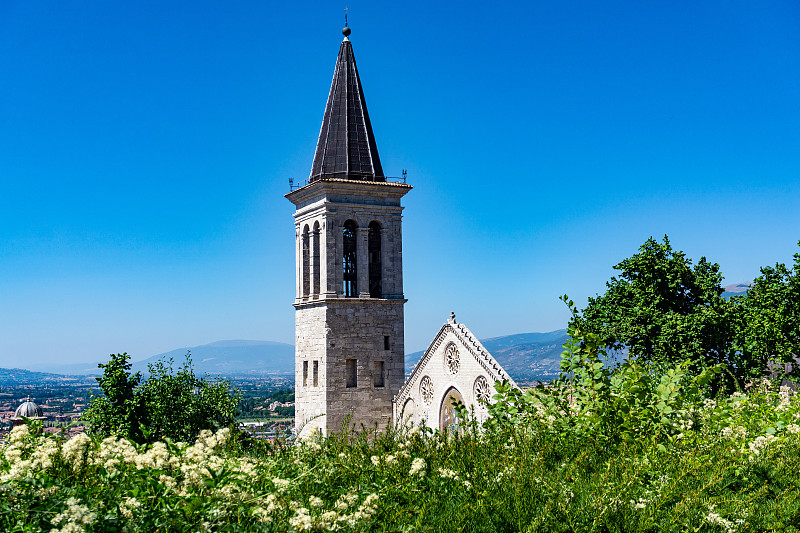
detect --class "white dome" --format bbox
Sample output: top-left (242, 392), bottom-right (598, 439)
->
top-left (12, 397), bottom-right (46, 420)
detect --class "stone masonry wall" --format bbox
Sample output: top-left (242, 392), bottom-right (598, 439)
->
top-left (294, 304), bottom-right (327, 435)
top-left (323, 300), bottom-right (405, 433)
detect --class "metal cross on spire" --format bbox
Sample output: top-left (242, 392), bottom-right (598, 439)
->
top-left (342, 6), bottom-right (351, 37)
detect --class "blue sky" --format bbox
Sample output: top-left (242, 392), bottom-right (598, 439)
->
top-left (1, 1), bottom-right (798, 368)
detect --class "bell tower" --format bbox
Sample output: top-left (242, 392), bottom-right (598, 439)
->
top-left (286, 25), bottom-right (411, 436)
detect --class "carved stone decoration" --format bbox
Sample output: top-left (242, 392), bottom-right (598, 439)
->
top-left (420, 376), bottom-right (434, 406)
top-left (474, 376), bottom-right (491, 407)
top-left (444, 343), bottom-right (460, 375)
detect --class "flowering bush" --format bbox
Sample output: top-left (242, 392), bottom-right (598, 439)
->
top-left (3, 335), bottom-right (800, 531)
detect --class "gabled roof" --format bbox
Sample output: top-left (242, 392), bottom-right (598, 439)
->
top-left (309, 29), bottom-right (385, 183)
top-left (395, 315), bottom-right (518, 409)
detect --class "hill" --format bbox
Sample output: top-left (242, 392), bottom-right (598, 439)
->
top-left (131, 340), bottom-right (295, 376)
top-left (722, 282), bottom-right (751, 299)
top-left (25, 340), bottom-right (295, 377)
top-left (0, 367), bottom-right (95, 387)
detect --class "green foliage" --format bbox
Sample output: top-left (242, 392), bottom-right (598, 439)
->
top-left (574, 236), bottom-right (800, 386)
top-left (485, 316), bottom-right (724, 450)
top-left (84, 353), bottom-right (240, 444)
top-left (733, 240), bottom-right (800, 381)
top-left (572, 236), bottom-right (735, 376)
top-left (82, 352), bottom-right (146, 442)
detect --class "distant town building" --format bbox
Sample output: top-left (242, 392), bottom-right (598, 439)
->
top-left (10, 396), bottom-right (48, 427)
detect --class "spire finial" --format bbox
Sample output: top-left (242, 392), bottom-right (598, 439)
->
top-left (342, 6), bottom-right (351, 37)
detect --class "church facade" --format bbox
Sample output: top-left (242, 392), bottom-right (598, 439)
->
top-left (287, 26), bottom-right (515, 436)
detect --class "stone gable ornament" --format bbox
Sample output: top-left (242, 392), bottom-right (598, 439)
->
top-left (445, 343), bottom-right (460, 375)
top-left (420, 376), bottom-right (434, 406)
top-left (474, 375), bottom-right (491, 406)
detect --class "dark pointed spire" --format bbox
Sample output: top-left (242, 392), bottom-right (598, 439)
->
top-left (309, 27), bottom-right (384, 183)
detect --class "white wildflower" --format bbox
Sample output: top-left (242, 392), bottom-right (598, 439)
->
top-left (134, 441), bottom-right (176, 470)
top-left (437, 468), bottom-right (458, 480)
top-left (706, 504), bottom-right (745, 533)
top-left (629, 498), bottom-right (648, 510)
top-left (747, 434), bottom-right (777, 458)
top-left (335, 493), bottom-right (358, 511)
top-left (61, 433), bottom-right (92, 471)
top-left (721, 426), bottom-right (747, 440)
top-left (319, 510), bottom-right (339, 527)
top-left (264, 493), bottom-right (282, 513)
top-left (409, 457), bottom-right (426, 477)
top-left (159, 474), bottom-right (177, 490)
top-left (51, 497), bottom-right (96, 533)
top-left (288, 507), bottom-right (313, 531)
top-left (7, 424), bottom-right (30, 445)
top-left (304, 439), bottom-right (321, 451)
top-left (273, 478), bottom-right (291, 492)
top-left (252, 506), bottom-right (273, 524)
top-left (119, 497), bottom-right (141, 519)
top-left (310, 496), bottom-right (324, 508)
top-left (3, 444), bottom-right (22, 463)
top-left (370, 455), bottom-right (380, 466)
top-left (353, 493), bottom-right (379, 521)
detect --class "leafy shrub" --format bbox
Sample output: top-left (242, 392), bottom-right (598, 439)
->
top-left (83, 353), bottom-right (240, 444)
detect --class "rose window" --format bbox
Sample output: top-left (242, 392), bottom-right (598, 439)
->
top-left (445, 343), bottom-right (460, 375)
top-left (420, 376), bottom-right (434, 406)
top-left (474, 376), bottom-right (491, 406)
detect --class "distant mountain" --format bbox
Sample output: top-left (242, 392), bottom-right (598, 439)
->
top-left (25, 340), bottom-right (295, 377)
top-left (405, 330), bottom-right (570, 384)
top-left (131, 340), bottom-right (295, 376)
top-left (722, 282), bottom-right (751, 300)
top-left (0, 367), bottom-right (96, 387)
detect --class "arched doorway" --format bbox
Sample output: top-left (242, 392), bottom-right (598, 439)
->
top-left (439, 387), bottom-right (464, 432)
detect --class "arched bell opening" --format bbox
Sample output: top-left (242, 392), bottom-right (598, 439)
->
top-left (301, 225), bottom-right (310, 299)
top-left (342, 220), bottom-right (358, 297)
top-left (368, 221), bottom-right (382, 298)
top-left (311, 221), bottom-right (321, 297)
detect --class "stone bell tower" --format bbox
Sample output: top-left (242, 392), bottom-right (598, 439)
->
top-left (286, 25), bottom-right (411, 436)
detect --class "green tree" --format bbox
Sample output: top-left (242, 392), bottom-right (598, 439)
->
top-left (83, 352), bottom-right (146, 442)
top-left (572, 236), bottom-right (737, 378)
top-left (733, 240), bottom-right (800, 380)
top-left (85, 352), bottom-right (240, 444)
top-left (139, 357), bottom-right (240, 443)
